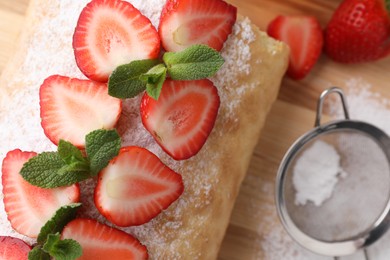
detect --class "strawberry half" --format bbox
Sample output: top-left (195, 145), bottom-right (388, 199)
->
top-left (40, 75), bottom-right (122, 148)
top-left (0, 236), bottom-right (31, 260)
top-left (61, 218), bottom-right (148, 259)
top-left (141, 79), bottom-right (220, 160)
top-left (325, 0), bottom-right (390, 63)
top-left (267, 15), bottom-right (324, 80)
top-left (94, 146), bottom-right (184, 226)
top-left (2, 149), bottom-right (80, 238)
top-left (158, 0), bottom-right (237, 52)
top-left (73, 0), bottom-right (161, 82)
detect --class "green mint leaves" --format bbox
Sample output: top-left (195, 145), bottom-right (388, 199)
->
top-left (37, 203), bottom-right (82, 244)
top-left (21, 129), bottom-right (121, 188)
top-left (108, 44), bottom-right (224, 100)
top-left (141, 64), bottom-right (167, 100)
top-left (85, 129), bottom-right (121, 176)
top-left (29, 204), bottom-right (82, 260)
top-left (42, 234), bottom-right (82, 260)
top-left (386, 0), bottom-right (390, 13)
top-left (163, 44), bottom-right (224, 80)
top-left (108, 59), bottom-right (159, 99)
top-left (20, 151), bottom-right (89, 188)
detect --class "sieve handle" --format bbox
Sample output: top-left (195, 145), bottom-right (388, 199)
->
top-left (315, 87), bottom-right (350, 127)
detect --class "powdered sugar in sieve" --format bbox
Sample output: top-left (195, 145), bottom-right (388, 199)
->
top-left (276, 87), bottom-right (390, 259)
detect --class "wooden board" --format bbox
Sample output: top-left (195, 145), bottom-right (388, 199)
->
top-left (1, 0), bottom-right (390, 259)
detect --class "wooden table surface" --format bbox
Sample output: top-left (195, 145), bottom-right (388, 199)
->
top-left (1, 0), bottom-right (390, 259)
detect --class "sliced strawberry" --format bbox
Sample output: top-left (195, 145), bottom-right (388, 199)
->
top-left (267, 15), bottom-right (324, 80)
top-left (73, 0), bottom-right (161, 82)
top-left (40, 75), bottom-right (122, 148)
top-left (61, 218), bottom-right (148, 260)
top-left (94, 146), bottom-right (184, 226)
top-left (0, 236), bottom-right (31, 260)
top-left (158, 0), bottom-right (237, 52)
top-left (2, 149), bottom-right (80, 238)
top-left (140, 79), bottom-right (220, 160)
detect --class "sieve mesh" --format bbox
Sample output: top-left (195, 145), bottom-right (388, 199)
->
top-left (283, 129), bottom-right (390, 242)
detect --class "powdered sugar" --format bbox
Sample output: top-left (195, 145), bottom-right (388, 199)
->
top-left (0, 0), bottom-right (257, 258)
top-left (292, 140), bottom-right (347, 207)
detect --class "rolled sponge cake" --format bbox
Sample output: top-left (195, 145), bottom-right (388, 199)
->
top-left (0, 0), bottom-right (289, 259)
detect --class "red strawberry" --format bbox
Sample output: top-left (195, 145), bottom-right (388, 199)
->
top-left (140, 79), bottom-right (220, 160)
top-left (267, 15), bottom-right (324, 80)
top-left (61, 218), bottom-right (148, 259)
top-left (2, 149), bottom-right (80, 238)
top-left (94, 146), bottom-right (184, 226)
top-left (73, 0), bottom-right (161, 82)
top-left (40, 75), bottom-right (122, 148)
top-left (325, 0), bottom-right (390, 63)
top-left (158, 0), bottom-right (237, 52)
top-left (0, 236), bottom-right (31, 260)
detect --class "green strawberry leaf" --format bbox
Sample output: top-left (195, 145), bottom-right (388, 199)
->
top-left (140, 64), bottom-right (167, 100)
top-left (108, 59), bottom-right (160, 99)
top-left (37, 203), bottom-right (82, 244)
top-left (85, 129), bottom-right (121, 176)
top-left (20, 152), bottom-right (91, 188)
top-left (42, 233), bottom-right (82, 260)
top-left (28, 246), bottom-right (51, 260)
top-left (163, 44), bottom-right (224, 80)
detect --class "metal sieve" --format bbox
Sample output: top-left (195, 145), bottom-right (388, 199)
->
top-left (276, 87), bottom-right (390, 259)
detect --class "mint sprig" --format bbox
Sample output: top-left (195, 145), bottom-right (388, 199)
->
top-left (108, 59), bottom-right (159, 99)
top-left (21, 129), bottom-right (121, 188)
top-left (140, 64), bottom-right (167, 100)
top-left (163, 44), bottom-right (224, 80)
top-left (29, 204), bottom-right (82, 260)
top-left (85, 129), bottom-right (121, 176)
top-left (42, 234), bottom-right (82, 260)
top-left (108, 44), bottom-right (224, 100)
top-left (37, 203), bottom-right (82, 244)
top-left (20, 151), bottom-right (90, 188)
top-left (28, 247), bottom-right (51, 260)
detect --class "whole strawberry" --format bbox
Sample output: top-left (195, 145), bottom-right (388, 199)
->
top-left (325, 0), bottom-right (390, 63)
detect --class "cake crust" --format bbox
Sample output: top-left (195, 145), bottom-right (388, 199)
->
top-left (0, 0), bottom-right (289, 259)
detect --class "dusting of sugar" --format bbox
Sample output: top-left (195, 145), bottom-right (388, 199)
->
top-left (247, 178), bottom-right (329, 260)
top-left (0, 0), bottom-right (258, 258)
top-left (211, 17), bottom-right (256, 117)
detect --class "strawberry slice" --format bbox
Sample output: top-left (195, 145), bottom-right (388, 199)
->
top-left (140, 79), bottom-right (220, 160)
top-left (0, 236), bottom-right (31, 260)
top-left (2, 149), bottom-right (80, 238)
top-left (40, 75), bottom-right (122, 148)
top-left (158, 0), bottom-right (237, 52)
top-left (267, 15), bottom-right (324, 80)
top-left (94, 146), bottom-right (184, 226)
top-left (61, 218), bottom-right (148, 260)
top-left (73, 0), bottom-right (161, 82)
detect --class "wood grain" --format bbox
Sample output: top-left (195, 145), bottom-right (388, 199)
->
top-left (1, 0), bottom-right (390, 259)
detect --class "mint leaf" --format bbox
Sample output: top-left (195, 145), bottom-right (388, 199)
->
top-left (58, 140), bottom-right (88, 167)
top-left (85, 129), bottom-right (121, 176)
top-left (37, 203), bottom-right (81, 244)
top-left (386, 0), bottom-right (390, 13)
top-left (20, 152), bottom-right (90, 188)
top-left (42, 233), bottom-right (82, 260)
top-left (108, 59), bottom-right (160, 99)
top-left (140, 64), bottom-right (167, 100)
top-left (28, 246), bottom-right (51, 260)
top-left (163, 44), bottom-right (224, 80)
